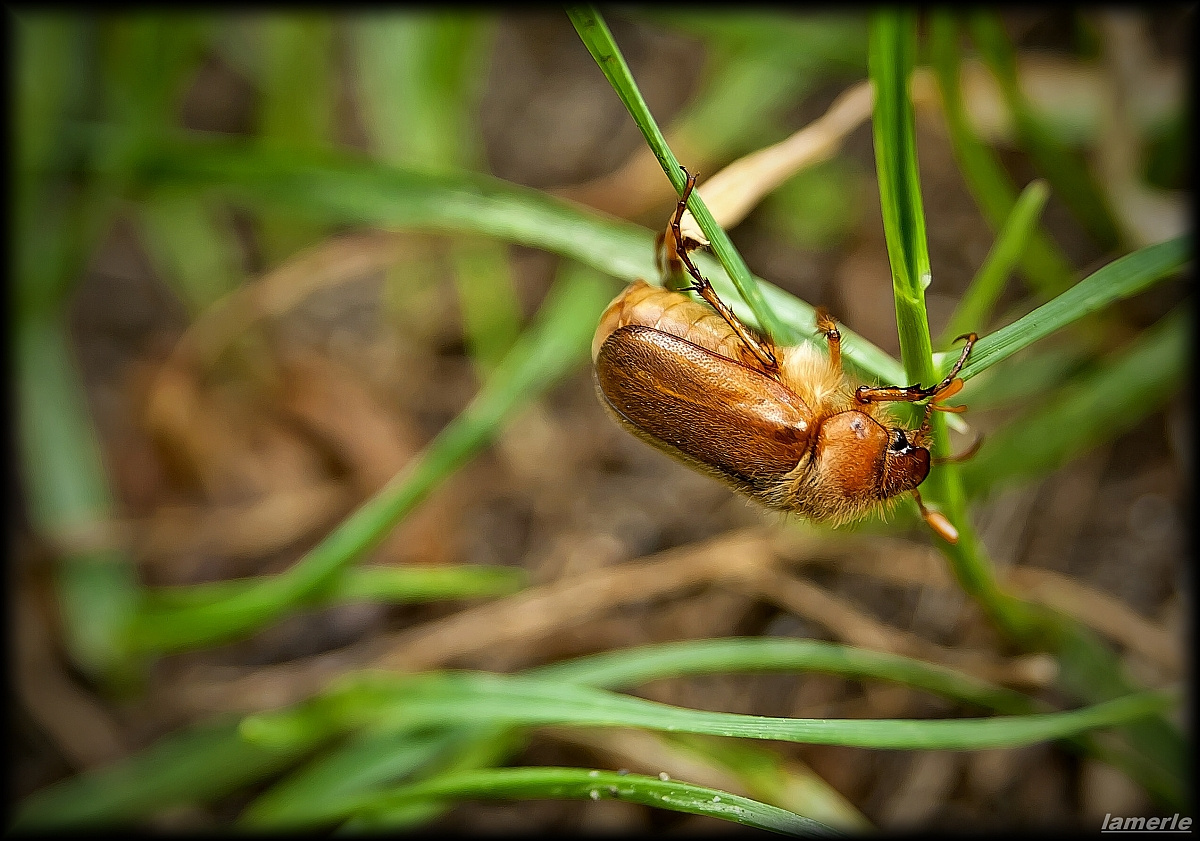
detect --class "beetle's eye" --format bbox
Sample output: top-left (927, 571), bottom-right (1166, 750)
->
top-left (889, 430), bottom-right (909, 453)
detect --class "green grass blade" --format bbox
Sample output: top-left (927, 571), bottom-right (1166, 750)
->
top-left (344, 767), bottom-right (836, 835)
top-left (246, 635), bottom-right (1026, 830)
top-left (124, 263), bottom-right (613, 653)
top-left (870, 10), bottom-right (976, 542)
top-left (254, 14), bottom-right (335, 262)
top-left (240, 725), bottom-right (521, 829)
top-left (353, 12), bottom-right (492, 170)
top-left (941, 179), bottom-right (1050, 343)
top-left (566, 5), bottom-right (797, 344)
top-left (927, 11), bottom-right (1075, 296)
top-left (868, 10), bottom-right (940, 426)
top-left (124, 134), bottom-right (910, 384)
top-left (15, 315), bottom-right (140, 679)
top-left (964, 306), bottom-right (1188, 492)
top-left (11, 718), bottom-right (325, 831)
top-left (532, 637), bottom-right (1035, 714)
top-left (139, 564), bottom-right (524, 613)
top-left (244, 671), bottom-right (1173, 753)
top-left (138, 190), bottom-right (244, 313)
top-left (353, 13), bottom-right (520, 370)
top-left (966, 12), bottom-right (1121, 249)
top-left (957, 236), bottom-right (1190, 381)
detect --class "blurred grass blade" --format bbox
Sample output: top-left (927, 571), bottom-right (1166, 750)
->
top-left (256, 14), bottom-right (335, 262)
top-left (138, 190), bottom-right (244, 313)
top-left (14, 13), bottom-right (85, 238)
top-left (12, 718), bottom-right (325, 831)
top-left (966, 12), bottom-right (1121, 249)
top-left (241, 725), bottom-right (521, 829)
top-left (354, 12), bottom-right (492, 170)
top-left (663, 15), bottom-right (867, 164)
top-left (139, 564), bottom-right (525, 614)
top-left (941, 179), bottom-right (1049, 343)
top-left (244, 671), bottom-right (1173, 753)
top-left (566, 5), bottom-right (796, 344)
top-left (354, 13), bottom-right (520, 370)
top-left (343, 767), bottom-right (836, 835)
top-left (125, 263), bottom-right (613, 653)
top-left (958, 236), bottom-right (1190, 381)
top-left (927, 11), bottom-right (1074, 296)
top-left (964, 306), bottom-right (1188, 492)
top-left (130, 135), bottom-right (909, 383)
top-left (100, 14), bottom-right (210, 150)
top-left (16, 315), bottom-right (139, 679)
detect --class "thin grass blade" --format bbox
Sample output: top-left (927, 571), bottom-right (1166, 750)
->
top-left (344, 767), bottom-right (837, 835)
top-left (957, 236), bottom-right (1190, 381)
top-left (941, 179), bottom-right (1050, 343)
top-left (567, 5), bottom-right (796, 343)
top-left (963, 306), bottom-right (1188, 492)
top-left (243, 671), bottom-right (1173, 753)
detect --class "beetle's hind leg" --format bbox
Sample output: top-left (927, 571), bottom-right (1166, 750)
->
top-left (657, 168), bottom-right (707, 289)
top-left (668, 168), bottom-right (779, 373)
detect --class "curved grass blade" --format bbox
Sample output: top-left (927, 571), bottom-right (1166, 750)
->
top-left (241, 636), bottom-right (1029, 829)
top-left (567, 5), bottom-right (796, 344)
top-left (532, 637), bottom-right (1035, 715)
top-left (963, 306), bottom-right (1188, 493)
top-left (345, 767), bottom-right (836, 835)
top-left (957, 236), bottom-right (1190, 381)
top-left (125, 263), bottom-right (613, 653)
top-left (122, 133), bottom-right (907, 383)
top-left (243, 671), bottom-right (1173, 753)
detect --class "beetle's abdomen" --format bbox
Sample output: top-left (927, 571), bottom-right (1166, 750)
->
top-left (595, 325), bottom-right (813, 491)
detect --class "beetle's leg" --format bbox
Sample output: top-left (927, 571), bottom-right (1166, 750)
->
top-left (855, 332), bottom-right (977, 406)
top-left (913, 489), bottom-right (959, 543)
top-left (671, 168), bottom-right (779, 373)
top-left (815, 308), bottom-right (842, 374)
top-left (657, 168), bottom-right (704, 290)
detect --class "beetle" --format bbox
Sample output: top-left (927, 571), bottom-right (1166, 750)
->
top-left (592, 170), bottom-right (976, 542)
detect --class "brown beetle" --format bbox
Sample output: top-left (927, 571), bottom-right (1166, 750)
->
top-left (593, 172), bottom-right (976, 542)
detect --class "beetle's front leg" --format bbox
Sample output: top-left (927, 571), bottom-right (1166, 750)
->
top-left (814, 308), bottom-right (842, 375)
top-left (855, 332), bottom-right (977, 406)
